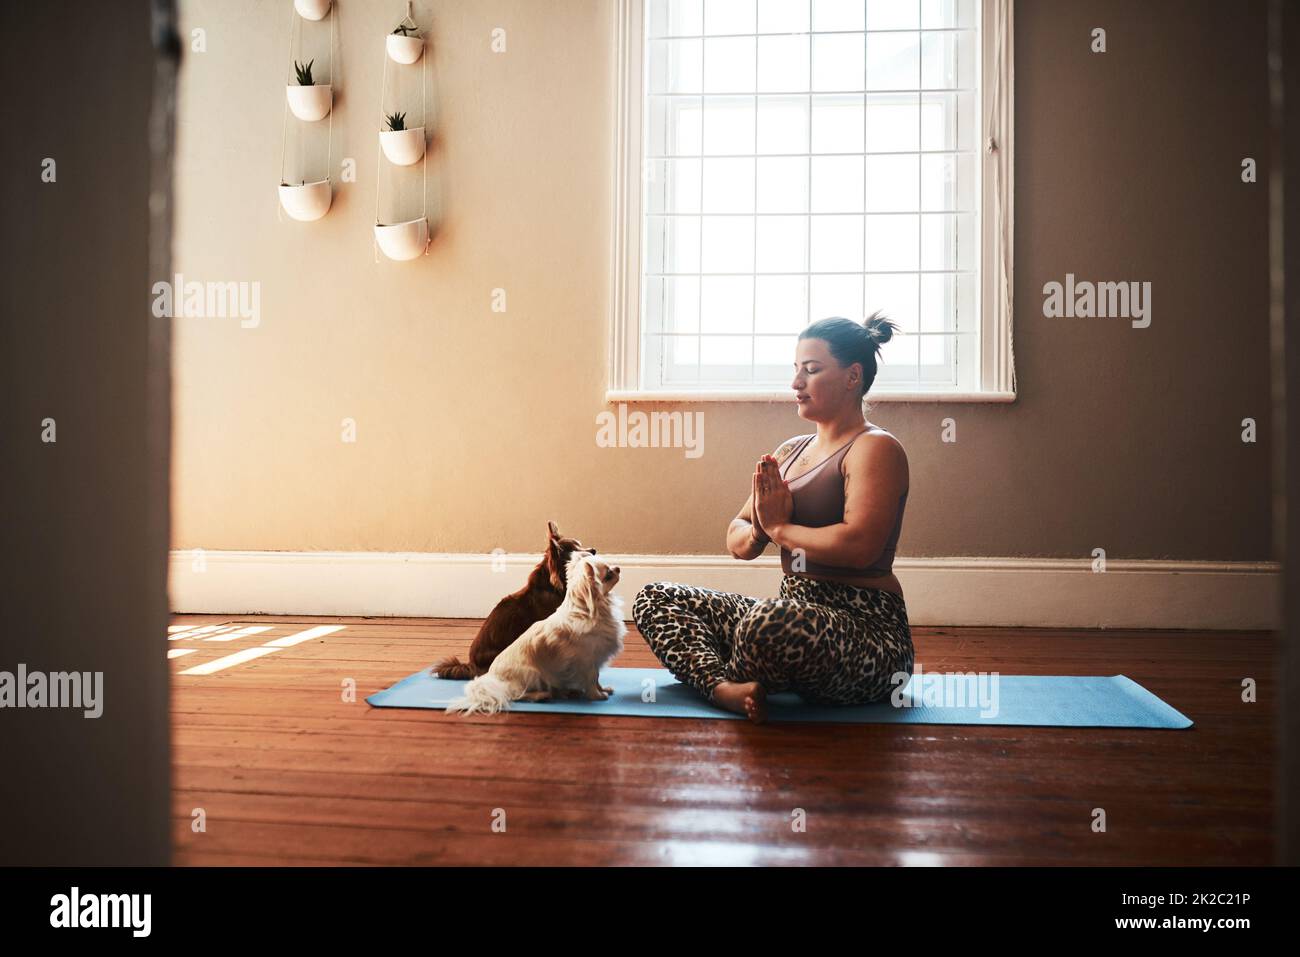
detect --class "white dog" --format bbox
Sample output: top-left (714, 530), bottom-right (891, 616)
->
top-left (445, 553), bottom-right (626, 715)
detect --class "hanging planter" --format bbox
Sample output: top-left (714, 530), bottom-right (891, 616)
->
top-left (294, 0), bottom-right (331, 21)
top-left (386, 34), bottom-right (424, 64)
top-left (379, 112), bottom-right (425, 166)
top-left (286, 58), bottom-right (332, 121)
top-left (387, 12), bottom-right (424, 64)
top-left (379, 126), bottom-right (426, 165)
top-left (286, 84), bottom-right (332, 121)
top-left (372, 4), bottom-right (431, 261)
top-left (374, 217), bottom-right (430, 261)
top-left (278, 179), bottom-right (332, 221)
top-left (278, 3), bottom-right (338, 223)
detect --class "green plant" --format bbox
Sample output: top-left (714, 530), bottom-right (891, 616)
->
top-left (384, 111), bottom-right (407, 132)
top-left (293, 59), bottom-right (315, 86)
top-left (392, 24), bottom-right (417, 36)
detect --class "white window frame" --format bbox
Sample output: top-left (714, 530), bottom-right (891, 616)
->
top-left (607, 0), bottom-right (1015, 403)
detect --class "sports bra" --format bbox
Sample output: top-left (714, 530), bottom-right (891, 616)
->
top-left (776, 429), bottom-right (907, 581)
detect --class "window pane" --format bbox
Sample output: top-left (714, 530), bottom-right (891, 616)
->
top-left (644, 214), bottom-right (701, 272)
top-left (866, 32), bottom-right (920, 90)
top-left (645, 275), bottom-right (701, 334)
top-left (865, 213), bottom-right (919, 271)
top-left (865, 272), bottom-right (919, 333)
top-left (647, 0), bottom-right (704, 37)
top-left (877, 329), bottom-right (919, 375)
top-left (920, 151), bottom-right (975, 211)
top-left (701, 157), bottom-right (755, 212)
top-left (813, 0), bottom-right (865, 32)
top-left (810, 214), bottom-right (864, 272)
top-left (703, 95), bottom-right (756, 154)
top-left (868, 0), bottom-right (920, 31)
top-left (920, 90), bottom-right (975, 150)
top-left (700, 275), bottom-right (754, 333)
top-left (756, 95), bottom-right (809, 152)
top-left (810, 155), bottom-right (864, 212)
top-left (647, 97), bottom-right (702, 156)
top-left (809, 273), bottom-right (864, 320)
top-left (755, 334), bottom-right (800, 368)
top-left (758, 0), bottom-right (810, 33)
top-left (756, 216), bottom-right (809, 272)
top-left (865, 92), bottom-right (919, 151)
top-left (647, 39), bottom-right (702, 93)
top-left (644, 158), bottom-right (702, 214)
top-left (703, 36), bottom-right (756, 93)
top-left (921, 29), bottom-right (976, 89)
top-left (756, 156), bottom-right (809, 212)
top-left (812, 34), bottom-right (864, 90)
top-left (919, 272), bottom-right (954, 333)
top-left (705, 0), bottom-right (757, 35)
top-left (661, 334), bottom-right (700, 382)
top-left (921, 0), bottom-right (976, 29)
top-left (920, 211), bottom-right (976, 271)
top-left (757, 35), bottom-right (810, 92)
top-left (699, 336), bottom-right (754, 382)
top-left (754, 276), bottom-right (808, 332)
top-left (810, 94), bottom-right (864, 152)
top-left (865, 154), bottom-right (918, 211)
top-left (701, 215), bottom-right (756, 272)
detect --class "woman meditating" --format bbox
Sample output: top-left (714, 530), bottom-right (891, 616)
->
top-left (632, 312), bottom-right (914, 724)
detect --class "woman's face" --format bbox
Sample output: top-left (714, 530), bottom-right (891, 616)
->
top-left (791, 337), bottom-right (858, 419)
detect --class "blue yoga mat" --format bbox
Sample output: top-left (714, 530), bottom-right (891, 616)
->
top-left (366, 666), bottom-right (1192, 728)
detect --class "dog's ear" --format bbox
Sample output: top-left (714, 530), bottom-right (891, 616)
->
top-left (546, 539), bottom-right (565, 592)
top-left (547, 520), bottom-right (560, 541)
top-left (568, 558), bottom-right (597, 618)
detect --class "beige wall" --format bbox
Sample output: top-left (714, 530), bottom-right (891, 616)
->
top-left (172, 0), bottom-right (1272, 561)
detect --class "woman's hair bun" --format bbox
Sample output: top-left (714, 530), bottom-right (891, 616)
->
top-left (862, 309), bottom-right (897, 347)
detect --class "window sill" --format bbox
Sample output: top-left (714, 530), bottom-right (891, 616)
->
top-left (605, 389), bottom-right (1018, 404)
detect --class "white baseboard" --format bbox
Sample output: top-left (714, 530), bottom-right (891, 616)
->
top-left (167, 551), bottom-right (1280, 630)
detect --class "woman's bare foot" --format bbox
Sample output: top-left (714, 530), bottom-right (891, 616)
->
top-left (710, 680), bottom-right (768, 724)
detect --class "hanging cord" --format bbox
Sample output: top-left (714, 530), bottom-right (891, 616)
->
top-left (325, 2), bottom-right (336, 184)
top-left (373, 23), bottom-right (391, 261)
top-left (375, 40), bottom-right (389, 227)
top-left (421, 22), bottom-right (429, 253)
top-left (277, 0), bottom-right (300, 220)
top-left (986, 0), bottom-right (1015, 393)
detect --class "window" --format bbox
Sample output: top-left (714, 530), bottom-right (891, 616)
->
top-left (609, 0), bottom-right (1014, 400)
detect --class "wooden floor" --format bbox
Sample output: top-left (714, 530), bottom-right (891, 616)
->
top-left (169, 614), bottom-right (1275, 865)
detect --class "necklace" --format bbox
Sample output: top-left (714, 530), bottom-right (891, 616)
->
top-left (794, 425), bottom-right (869, 472)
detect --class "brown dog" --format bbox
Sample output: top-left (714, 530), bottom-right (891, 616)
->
top-left (431, 521), bottom-right (597, 680)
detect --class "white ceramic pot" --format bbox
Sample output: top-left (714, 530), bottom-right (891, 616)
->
top-left (386, 33), bottom-right (424, 64)
top-left (379, 127), bottom-right (426, 166)
top-left (286, 84), bottom-right (332, 121)
top-left (294, 0), bottom-right (331, 21)
top-left (278, 179), bottom-right (332, 221)
top-left (374, 218), bottom-right (430, 260)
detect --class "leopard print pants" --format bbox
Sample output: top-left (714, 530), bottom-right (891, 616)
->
top-left (632, 574), bottom-right (914, 706)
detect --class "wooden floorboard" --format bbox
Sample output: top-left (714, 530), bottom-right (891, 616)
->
top-left (168, 614), bottom-right (1275, 865)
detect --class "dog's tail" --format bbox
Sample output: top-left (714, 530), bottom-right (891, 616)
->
top-left (431, 655), bottom-right (475, 680)
top-left (445, 674), bottom-right (515, 715)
